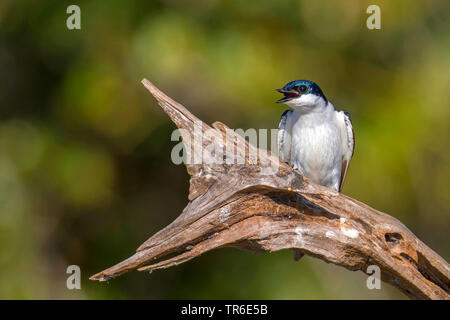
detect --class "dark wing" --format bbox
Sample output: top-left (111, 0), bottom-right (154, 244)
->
top-left (336, 110), bottom-right (355, 192)
top-left (277, 110), bottom-right (294, 164)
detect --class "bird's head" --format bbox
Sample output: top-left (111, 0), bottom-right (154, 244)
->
top-left (276, 80), bottom-right (327, 111)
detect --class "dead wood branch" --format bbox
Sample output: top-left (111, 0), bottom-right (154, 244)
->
top-left (90, 79), bottom-right (450, 300)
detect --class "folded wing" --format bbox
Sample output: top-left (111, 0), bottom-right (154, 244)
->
top-left (336, 110), bottom-right (355, 192)
top-left (277, 110), bottom-right (294, 164)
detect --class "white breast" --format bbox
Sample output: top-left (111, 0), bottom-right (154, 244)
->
top-left (286, 107), bottom-right (343, 190)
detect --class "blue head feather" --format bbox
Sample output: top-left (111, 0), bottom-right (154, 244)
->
top-left (281, 80), bottom-right (327, 103)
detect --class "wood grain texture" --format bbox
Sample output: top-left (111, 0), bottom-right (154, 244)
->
top-left (90, 79), bottom-right (450, 300)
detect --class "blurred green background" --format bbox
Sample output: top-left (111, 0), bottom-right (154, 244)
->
top-left (0, 0), bottom-right (448, 299)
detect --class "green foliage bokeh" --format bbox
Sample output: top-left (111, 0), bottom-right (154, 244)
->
top-left (0, 0), bottom-right (448, 299)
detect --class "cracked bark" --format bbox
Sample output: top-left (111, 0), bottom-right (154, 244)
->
top-left (90, 79), bottom-right (450, 300)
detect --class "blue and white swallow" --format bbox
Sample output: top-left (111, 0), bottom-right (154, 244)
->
top-left (276, 80), bottom-right (354, 192)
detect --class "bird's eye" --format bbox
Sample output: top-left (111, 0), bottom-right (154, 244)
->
top-left (298, 85), bottom-right (307, 93)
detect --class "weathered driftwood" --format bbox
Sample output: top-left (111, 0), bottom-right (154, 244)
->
top-left (90, 79), bottom-right (450, 300)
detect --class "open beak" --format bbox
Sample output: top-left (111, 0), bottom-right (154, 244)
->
top-left (275, 89), bottom-right (299, 103)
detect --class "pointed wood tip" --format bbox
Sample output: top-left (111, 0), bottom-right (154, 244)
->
top-left (141, 78), bottom-right (152, 88)
top-left (89, 272), bottom-right (113, 282)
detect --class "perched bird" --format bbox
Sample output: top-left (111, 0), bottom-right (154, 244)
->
top-left (276, 80), bottom-right (354, 192)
